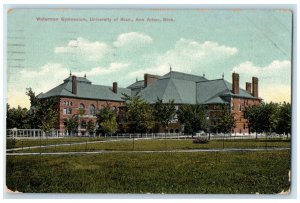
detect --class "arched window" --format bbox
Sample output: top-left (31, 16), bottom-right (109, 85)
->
top-left (90, 104), bottom-right (95, 116)
top-left (79, 103), bottom-right (85, 109)
top-left (78, 103), bottom-right (86, 116)
top-left (111, 106), bottom-right (117, 112)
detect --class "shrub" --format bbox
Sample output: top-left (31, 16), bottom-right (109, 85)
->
top-left (193, 137), bottom-right (209, 144)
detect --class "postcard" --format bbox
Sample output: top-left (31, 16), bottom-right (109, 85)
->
top-left (6, 8), bottom-right (292, 195)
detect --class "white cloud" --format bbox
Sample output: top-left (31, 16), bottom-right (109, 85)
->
top-left (54, 37), bottom-right (110, 61)
top-left (73, 62), bottom-right (129, 76)
top-left (232, 60), bottom-right (291, 78)
top-left (113, 32), bottom-right (153, 47)
top-left (232, 60), bottom-right (291, 103)
top-left (20, 63), bottom-right (69, 79)
top-left (129, 39), bottom-right (238, 78)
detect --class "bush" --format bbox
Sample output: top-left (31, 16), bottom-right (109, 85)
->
top-left (193, 137), bottom-right (209, 144)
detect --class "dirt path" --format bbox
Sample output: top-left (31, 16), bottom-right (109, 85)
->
top-left (6, 147), bottom-right (290, 156)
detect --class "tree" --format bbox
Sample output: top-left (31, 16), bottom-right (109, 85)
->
top-left (63, 115), bottom-right (79, 135)
top-left (26, 88), bottom-right (59, 134)
top-left (215, 105), bottom-right (236, 134)
top-left (153, 98), bottom-right (176, 133)
top-left (121, 94), bottom-right (154, 133)
top-left (244, 102), bottom-right (279, 138)
top-left (86, 120), bottom-right (95, 135)
top-left (177, 104), bottom-right (207, 136)
top-left (275, 102), bottom-right (291, 136)
top-left (96, 106), bottom-right (117, 135)
top-left (6, 104), bottom-right (30, 129)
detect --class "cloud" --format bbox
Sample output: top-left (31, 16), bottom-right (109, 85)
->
top-left (113, 32), bottom-right (153, 47)
top-left (20, 63), bottom-right (69, 79)
top-left (54, 37), bottom-right (110, 61)
top-left (232, 60), bottom-right (291, 102)
top-left (73, 62), bottom-right (129, 76)
top-left (129, 39), bottom-right (238, 77)
top-left (232, 60), bottom-right (291, 78)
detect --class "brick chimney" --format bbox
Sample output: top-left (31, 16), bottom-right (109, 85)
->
top-left (232, 73), bottom-right (239, 94)
top-left (113, 82), bottom-right (118, 93)
top-left (144, 73), bottom-right (160, 87)
top-left (72, 75), bottom-right (77, 95)
top-left (246, 82), bottom-right (252, 93)
top-left (252, 77), bottom-right (258, 97)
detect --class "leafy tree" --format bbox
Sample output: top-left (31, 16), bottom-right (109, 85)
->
top-left (6, 104), bottom-right (30, 129)
top-left (63, 115), bottom-right (79, 135)
top-left (26, 88), bottom-right (59, 134)
top-left (96, 106), bottom-right (117, 135)
top-left (153, 98), bottom-right (176, 133)
top-left (215, 105), bottom-right (236, 134)
top-left (244, 104), bottom-right (260, 138)
top-left (177, 104), bottom-right (207, 136)
top-left (275, 102), bottom-right (291, 136)
top-left (121, 94), bottom-right (154, 133)
top-left (87, 120), bottom-right (95, 135)
top-left (244, 102), bottom-right (279, 138)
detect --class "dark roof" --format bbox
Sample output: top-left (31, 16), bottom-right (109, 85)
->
top-left (138, 71), bottom-right (259, 105)
top-left (161, 71), bottom-right (207, 82)
top-left (127, 80), bottom-right (144, 89)
top-left (37, 76), bottom-right (131, 101)
top-left (63, 76), bottom-right (92, 84)
top-left (38, 71), bottom-right (261, 104)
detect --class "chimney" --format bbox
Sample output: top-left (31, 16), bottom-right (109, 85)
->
top-left (232, 73), bottom-right (239, 94)
top-left (144, 73), bottom-right (160, 87)
top-left (113, 82), bottom-right (118, 93)
top-left (72, 75), bottom-right (77, 95)
top-left (246, 82), bottom-right (252, 93)
top-left (252, 77), bottom-right (258, 97)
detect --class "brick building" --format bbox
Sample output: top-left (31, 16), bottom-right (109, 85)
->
top-left (37, 71), bottom-right (261, 134)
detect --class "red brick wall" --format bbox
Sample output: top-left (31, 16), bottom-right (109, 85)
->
top-left (232, 97), bottom-right (260, 134)
top-left (58, 97), bottom-right (123, 131)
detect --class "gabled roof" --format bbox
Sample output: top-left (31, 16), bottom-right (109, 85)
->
top-left (63, 76), bottom-right (92, 84)
top-left (138, 71), bottom-right (259, 105)
top-left (161, 71), bottom-right (207, 82)
top-left (37, 76), bottom-right (131, 101)
top-left (139, 77), bottom-right (196, 104)
top-left (127, 80), bottom-right (144, 89)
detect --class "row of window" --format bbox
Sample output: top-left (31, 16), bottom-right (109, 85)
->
top-left (63, 103), bottom-right (117, 116)
top-left (64, 101), bottom-right (73, 106)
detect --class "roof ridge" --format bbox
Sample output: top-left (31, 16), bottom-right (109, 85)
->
top-left (169, 78), bottom-right (183, 103)
top-left (222, 79), bottom-right (232, 91)
top-left (196, 78), bottom-right (223, 83)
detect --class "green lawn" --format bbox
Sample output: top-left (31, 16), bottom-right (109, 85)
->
top-left (6, 137), bottom-right (107, 149)
top-left (6, 150), bottom-right (290, 194)
top-left (12, 138), bottom-right (291, 153)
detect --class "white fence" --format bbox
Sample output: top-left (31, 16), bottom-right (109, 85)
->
top-left (6, 128), bottom-right (290, 140)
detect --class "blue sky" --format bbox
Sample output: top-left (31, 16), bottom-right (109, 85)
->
top-left (7, 9), bottom-right (292, 108)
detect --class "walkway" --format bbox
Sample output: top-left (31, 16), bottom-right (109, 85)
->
top-left (6, 147), bottom-right (290, 156)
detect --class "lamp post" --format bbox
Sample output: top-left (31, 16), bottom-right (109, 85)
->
top-left (206, 116), bottom-right (210, 140)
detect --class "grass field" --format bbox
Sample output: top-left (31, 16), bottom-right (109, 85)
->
top-left (6, 150), bottom-right (290, 194)
top-left (6, 137), bottom-right (107, 149)
top-left (9, 138), bottom-right (291, 153)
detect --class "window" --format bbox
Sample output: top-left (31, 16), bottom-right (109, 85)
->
top-left (79, 103), bottom-right (85, 109)
top-left (63, 101), bottom-right (73, 106)
top-left (111, 106), bottom-right (117, 112)
top-left (81, 121), bottom-right (87, 129)
top-left (231, 104), bottom-right (234, 111)
top-left (63, 108), bottom-right (72, 115)
top-left (89, 104), bottom-right (95, 116)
